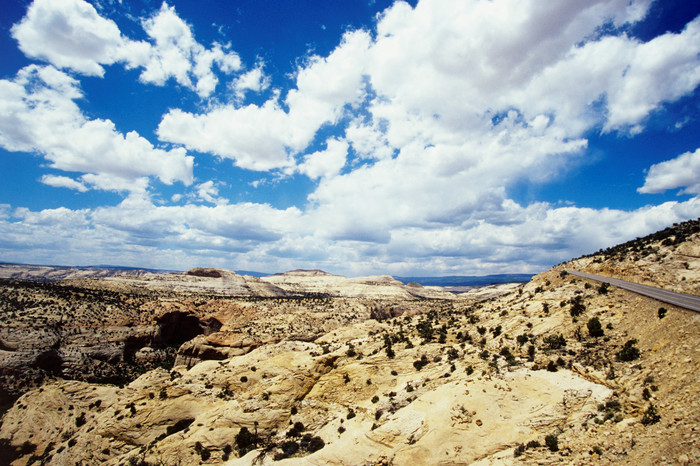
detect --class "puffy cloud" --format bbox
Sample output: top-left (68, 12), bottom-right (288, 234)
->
top-left (232, 63), bottom-right (271, 101)
top-left (284, 0), bottom-right (699, 250)
top-left (157, 102), bottom-right (294, 171)
top-left (40, 175), bottom-right (88, 192)
top-left (11, 0), bottom-right (240, 97)
top-left (157, 29), bottom-right (371, 171)
top-left (0, 65), bottom-right (193, 192)
top-left (297, 139), bottom-right (348, 180)
top-left (285, 30), bottom-right (371, 144)
top-left (364, 0), bottom-right (655, 137)
top-left (1, 194), bottom-right (699, 276)
top-left (639, 148), bottom-right (700, 195)
top-left (195, 181), bottom-right (228, 205)
top-left (10, 0), bottom-right (143, 76)
top-left (138, 3), bottom-right (241, 97)
top-left (603, 17), bottom-right (700, 133)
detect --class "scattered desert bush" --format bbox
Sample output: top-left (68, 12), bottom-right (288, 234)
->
top-left (526, 440), bottom-right (541, 449)
top-left (413, 354), bottom-right (429, 370)
top-left (543, 334), bottom-right (566, 350)
top-left (305, 435), bottom-right (325, 453)
top-left (441, 347), bottom-right (456, 360)
top-left (569, 296), bottom-right (586, 318)
top-left (545, 434), bottom-right (559, 452)
top-left (617, 339), bottom-right (640, 361)
top-left (516, 333), bottom-right (529, 346)
top-left (587, 317), bottom-right (604, 337)
top-left (514, 444), bottom-right (525, 457)
top-left (527, 344), bottom-right (536, 361)
top-left (641, 404), bottom-right (661, 425)
top-left (236, 427), bottom-right (258, 454)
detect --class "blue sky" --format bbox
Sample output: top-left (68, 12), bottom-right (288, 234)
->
top-left (1, 0), bottom-right (700, 276)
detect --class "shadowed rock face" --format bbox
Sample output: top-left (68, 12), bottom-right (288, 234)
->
top-left (156, 311), bottom-right (206, 346)
top-left (32, 349), bottom-right (62, 373)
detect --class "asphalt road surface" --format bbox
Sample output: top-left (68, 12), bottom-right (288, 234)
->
top-left (567, 270), bottom-right (700, 313)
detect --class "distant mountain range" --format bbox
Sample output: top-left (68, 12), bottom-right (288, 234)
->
top-left (393, 274), bottom-right (533, 287)
top-left (1, 261), bottom-right (533, 287)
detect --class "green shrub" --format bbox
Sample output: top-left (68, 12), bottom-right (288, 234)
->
top-left (306, 436), bottom-right (325, 453)
top-left (514, 444), bottom-right (525, 457)
top-left (447, 348), bottom-right (459, 360)
top-left (587, 317), bottom-right (604, 337)
top-left (658, 307), bottom-right (667, 319)
top-left (545, 434), bottom-right (559, 452)
top-left (235, 427), bottom-right (257, 453)
top-left (413, 358), bottom-right (428, 371)
top-left (526, 440), bottom-right (541, 449)
top-left (222, 444), bottom-right (232, 461)
top-left (569, 296), bottom-right (585, 318)
top-left (543, 334), bottom-right (566, 350)
top-left (617, 339), bottom-right (640, 361)
top-left (280, 440), bottom-right (299, 457)
top-left (516, 333), bottom-right (529, 345)
top-left (641, 404), bottom-right (661, 425)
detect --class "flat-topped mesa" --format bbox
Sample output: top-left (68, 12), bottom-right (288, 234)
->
top-left (184, 267), bottom-right (236, 278)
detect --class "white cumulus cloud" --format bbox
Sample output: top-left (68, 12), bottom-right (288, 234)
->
top-left (10, 0), bottom-right (143, 76)
top-left (639, 148), bottom-right (700, 195)
top-left (297, 139), bottom-right (348, 180)
top-left (40, 175), bottom-right (88, 192)
top-left (11, 0), bottom-right (241, 97)
top-left (0, 65), bottom-right (194, 193)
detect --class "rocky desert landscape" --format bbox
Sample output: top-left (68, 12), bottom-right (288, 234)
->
top-left (0, 219), bottom-right (699, 465)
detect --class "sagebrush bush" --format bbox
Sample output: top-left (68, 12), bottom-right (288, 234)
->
top-left (545, 434), bottom-right (559, 452)
top-left (587, 317), bottom-right (604, 337)
top-left (617, 339), bottom-right (640, 361)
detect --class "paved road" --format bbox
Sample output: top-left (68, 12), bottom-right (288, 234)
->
top-left (566, 270), bottom-right (700, 313)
